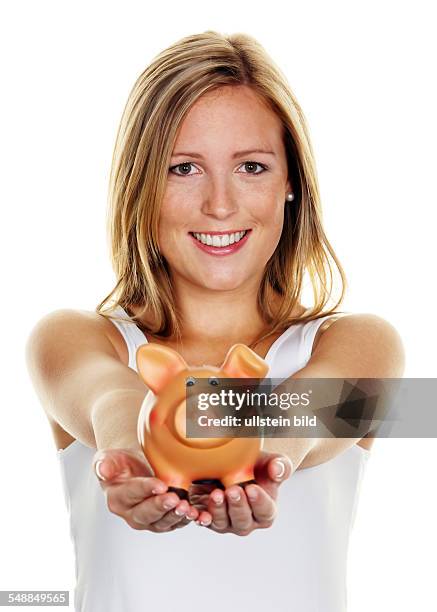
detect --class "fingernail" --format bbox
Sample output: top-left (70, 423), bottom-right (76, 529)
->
top-left (175, 506), bottom-right (185, 516)
top-left (163, 498), bottom-right (177, 510)
top-left (152, 485), bottom-right (167, 495)
top-left (95, 459), bottom-right (107, 481)
top-left (273, 459), bottom-right (286, 480)
top-left (228, 490), bottom-right (241, 502)
top-left (213, 493), bottom-right (224, 505)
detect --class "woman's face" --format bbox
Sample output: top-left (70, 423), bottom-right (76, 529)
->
top-left (158, 84), bottom-right (291, 293)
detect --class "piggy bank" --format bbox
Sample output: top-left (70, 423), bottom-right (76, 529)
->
top-left (136, 343), bottom-right (269, 491)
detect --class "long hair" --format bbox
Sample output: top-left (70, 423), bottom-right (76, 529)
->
top-left (96, 30), bottom-right (347, 349)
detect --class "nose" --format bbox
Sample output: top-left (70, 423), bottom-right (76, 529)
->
top-left (201, 180), bottom-right (239, 220)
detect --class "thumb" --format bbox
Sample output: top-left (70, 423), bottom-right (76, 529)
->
top-left (268, 454), bottom-right (293, 483)
top-left (254, 451), bottom-right (293, 484)
top-left (93, 448), bottom-right (153, 483)
top-left (250, 451), bottom-right (293, 501)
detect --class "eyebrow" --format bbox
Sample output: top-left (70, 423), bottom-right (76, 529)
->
top-left (171, 148), bottom-right (276, 159)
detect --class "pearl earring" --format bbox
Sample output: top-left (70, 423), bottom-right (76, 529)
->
top-left (286, 192), bottom-right (295, 202)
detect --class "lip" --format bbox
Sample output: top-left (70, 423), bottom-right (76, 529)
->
top-left (189, 229), bottom-right (248, 235)
top-left (189, 229), bottom-right (251, 256)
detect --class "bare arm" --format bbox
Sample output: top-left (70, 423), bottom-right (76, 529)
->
top-left (263, 314), bottom-right (406, 470)
top-left (25, 309), bottom-right (147, 451)
top-left (25, 309), bottom-right (207, 530)
top-left (25, 308), bottom-right (296, 534)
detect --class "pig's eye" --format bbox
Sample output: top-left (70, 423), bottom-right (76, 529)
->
top-left (208, 377), bottom-right (219, 386)
top-left (185, 376), bottom-right (196, 386)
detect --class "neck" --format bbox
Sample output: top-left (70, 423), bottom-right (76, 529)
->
top-left (173, 280), bottom-right (274, 346)
top-left (128, 277), bottom-right (304, 347)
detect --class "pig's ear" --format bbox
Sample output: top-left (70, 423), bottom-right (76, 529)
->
top-left (136, 344), bottom-right (188, 393)
top-left (221, 344), bottom-right (269, 379)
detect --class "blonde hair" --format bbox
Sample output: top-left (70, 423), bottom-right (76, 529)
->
top-left (96, 30), bottom-right (347, 349)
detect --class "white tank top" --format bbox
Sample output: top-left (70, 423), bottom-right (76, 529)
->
top-left (57, 307), bottom-right (370, 612)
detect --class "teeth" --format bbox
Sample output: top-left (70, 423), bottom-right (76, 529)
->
top-left (192, 230), bottom-right (247, 247)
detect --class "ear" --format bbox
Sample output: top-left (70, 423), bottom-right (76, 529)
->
top-left (285, 179), bottom-right (292, 196)
top-left (221, 344), bottom-right (269, 379)
top-left (136, 343), bottom-right (188, 394)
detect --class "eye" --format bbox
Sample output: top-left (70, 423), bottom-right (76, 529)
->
top-left (169, 162), bottom-right (200, 176)
top-left (237, 161), bottom-right (268, 175)
top-left (186, 376), bottom-right (196, 386)
top-left (208, 377), bottom-right (219, 386)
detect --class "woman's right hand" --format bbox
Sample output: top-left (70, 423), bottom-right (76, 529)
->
top-left (92, 448), bottom-right (200, 532)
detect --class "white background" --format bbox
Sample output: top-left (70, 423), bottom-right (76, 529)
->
top-left (1, 1), bottom-right (435, 610)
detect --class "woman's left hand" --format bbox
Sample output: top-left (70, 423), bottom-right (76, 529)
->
top-left (188, 451), bottom-right (293, 536)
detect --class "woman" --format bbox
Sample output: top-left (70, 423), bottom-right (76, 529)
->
top-left (26, 30), bottom-right (404, 612)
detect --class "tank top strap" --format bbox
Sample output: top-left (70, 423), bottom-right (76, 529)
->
top-left (301, 312), bottom-right (351, 364)
top-left (107, 306), bottom-right (148, 371)
top-left (264, 312), bottom-right (351, 380)
top-left (107, 306), bottom-right (351, 375)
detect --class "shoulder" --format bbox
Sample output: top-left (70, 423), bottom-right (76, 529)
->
top-left (26, 308), bottom-right (110, 340)
top-left (25, 308), bottom-right (126, 364)
top-left (309, 313), bottom-right (405, 378)
top-left (25, 309), bottom-right (127, 450)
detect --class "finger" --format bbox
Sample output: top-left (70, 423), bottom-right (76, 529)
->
top-left (183, 504), bottom-right (200, 522)
top-left (93, 448), bottom-right (154, 484)
top-left (225, 486), bottom-right (253, 533)
top-left (267, 455), bottom-right (293, 483)
top-left (205, 488), bottom-right (229, 531)
top-left (254, 451), bottom-right (293, 481)
top-left (105, 477), bottom-right (168, 513)
top-left (149, 500), bottom-right (194, 532)
top-left (253, 453), bottom-right (293, 500)
top-left (244, 484), bottom-right (277, 525)
top-left (196, 510), bottom-right (213, 527)
top-left (127, 492), bottom-right (180, 527)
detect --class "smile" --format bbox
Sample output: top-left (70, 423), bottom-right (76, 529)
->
top-left (190, 230), bottom-right (248, 247)
top-left (188, 229), bottom-right (251, 255)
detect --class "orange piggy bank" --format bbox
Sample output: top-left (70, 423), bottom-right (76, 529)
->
top-left (136, 343), bottom-right (269, 491)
